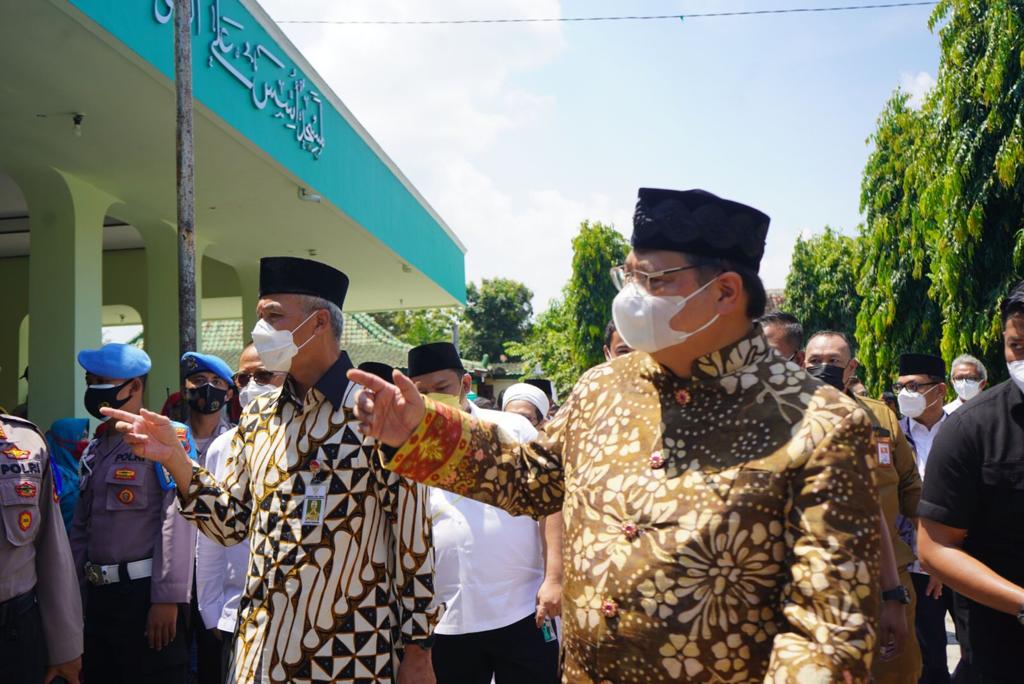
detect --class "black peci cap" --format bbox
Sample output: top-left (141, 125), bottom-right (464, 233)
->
top-left (358, 361), bottom-right (395, 383)
top-left (898, 352), bottom-right (946, 378)
top-left (631, 188), bottom-right (770, 271)
top-left (408, 342), bottom-right (464, 378)
top-left (259, 257), bottom-right (349, 310)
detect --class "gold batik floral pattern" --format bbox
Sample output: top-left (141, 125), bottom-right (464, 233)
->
top-left (178, 356), bottom-right (438, 684)
top-left (384, 328), bottom-right (880, 683)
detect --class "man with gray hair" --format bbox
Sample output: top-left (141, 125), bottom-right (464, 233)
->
top-left (945, 354), bottom-right (988, 413)
top-left (101, 257), bottom-right (438, 684)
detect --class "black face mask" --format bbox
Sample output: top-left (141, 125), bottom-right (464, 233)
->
top-left (84, 380), bottom-right (133, 420)
top-left (806, 364), bottom-right (847, 391)
top-left (186, 384), bottom-right (229, 415)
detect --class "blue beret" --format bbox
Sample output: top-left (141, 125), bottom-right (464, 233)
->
top-left (77, 344), bottom-right (152, 379)
top-left (180, 352), bottom-right (233, 384)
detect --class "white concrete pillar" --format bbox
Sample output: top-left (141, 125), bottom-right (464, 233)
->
top-left (18, 167), bottom-right (114, 430)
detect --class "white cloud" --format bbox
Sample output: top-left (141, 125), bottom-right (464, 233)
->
top-left (257, 0), bottom-right (631, 311)
top-left (900, 70), bottom-right (936, 108)
top-left (432, 159), bottom-right (631, 307)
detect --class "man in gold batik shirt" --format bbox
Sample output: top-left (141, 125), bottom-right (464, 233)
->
top-left (351, 188), bottom-right (882, 683)
top-left (104, 257), bottom-right (438, 684)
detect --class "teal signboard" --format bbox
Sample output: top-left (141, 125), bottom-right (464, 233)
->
top-left (67, 0), bottom-right (466, 303)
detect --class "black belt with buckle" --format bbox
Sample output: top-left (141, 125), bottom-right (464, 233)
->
top-left (0, 589), bottom-right (37, 628)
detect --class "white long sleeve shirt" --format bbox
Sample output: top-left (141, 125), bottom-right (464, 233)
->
top-left (430, 403), bottom-right (546, 635)
top-left (195, 428), bottom-right (250, 633)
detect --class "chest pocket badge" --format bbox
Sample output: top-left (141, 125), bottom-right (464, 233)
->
top-left (0, 477), bottom-right (41, 546)
top-left (105, 465), bottom-right (148, 511)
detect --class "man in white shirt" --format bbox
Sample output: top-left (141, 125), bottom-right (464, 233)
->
top-left (195, 344), bottom-right (284, 681)
top-left (895, 352), bottom-right (953, 684)
top-left (944, 354), bottom-right (988, 414)
top-left (406, 343), bottom-right (559, 684)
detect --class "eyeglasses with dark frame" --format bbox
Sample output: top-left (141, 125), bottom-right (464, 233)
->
top-left (233, 370), bottom-right (285, 388)
top-left (892, 380), bottom-right (940, 393)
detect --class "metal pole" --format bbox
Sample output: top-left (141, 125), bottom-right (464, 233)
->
top-left (175, 0), bottom-right (195, 420)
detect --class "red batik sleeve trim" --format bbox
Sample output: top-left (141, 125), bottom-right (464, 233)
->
top-left (388, 398), bottom-right (473, 484)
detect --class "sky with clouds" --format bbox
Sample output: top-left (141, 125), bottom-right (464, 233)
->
top-left (259, 0), bottom-right (941, 312)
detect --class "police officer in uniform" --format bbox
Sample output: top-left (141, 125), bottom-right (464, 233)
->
top-left (68, 343), bottom-right (198, 683)
top-left (180, 351), bottom-right (236, 684)
top-left (0, 414), bottom-right (83, 684)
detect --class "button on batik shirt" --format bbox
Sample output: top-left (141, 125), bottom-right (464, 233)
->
top-left (177, 354), bottom-right (437, 684)
top-left (383, 329), bottom-right (880, 683)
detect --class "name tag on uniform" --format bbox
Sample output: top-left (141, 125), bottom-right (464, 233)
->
top-left (877, 437), bottom-right (892, 466)
top-left (302, 483), bottom-right (327, 526)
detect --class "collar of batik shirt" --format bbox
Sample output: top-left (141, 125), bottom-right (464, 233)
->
top-left (636, 325), bottom-right (774, 390)
top-left (277, 352), bottom-right (354, 413)
top-left (691, 325), bottom-right (773, 382)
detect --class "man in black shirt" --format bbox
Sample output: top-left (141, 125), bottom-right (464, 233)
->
top-left (918, 280), bottom-right (1024, 683)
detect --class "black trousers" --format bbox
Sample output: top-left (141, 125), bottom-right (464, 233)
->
top-left (84, 577), bottom-right (189, 684)
top-left (912, 571), bottom-right (955, 684)
top-left (219, 629), bottom-right (235, 683)
top-left (432, 614), bottom-right (560, 684)
top-left (0, 592), bottom-right (46, 684)
top-left (190, 596), bottom-right (222, 684)
top-left (953, 661), bottom-right (1018, 684)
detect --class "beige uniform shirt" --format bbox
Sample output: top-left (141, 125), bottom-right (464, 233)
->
top-left (0, 415), bottom-right (83, 665)
top-left (384, 329), bottom-right (882, 683)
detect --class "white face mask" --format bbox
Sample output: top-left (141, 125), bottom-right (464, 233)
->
top-left (611, 279), bottom-right (719, 354)
top-left (239, 382), bottom-right (277, 410)
top-left (898, 385), bottom-right (940, 419)
top-left (1008, 360), bottom-right (1024, 393)
top-left (952, 378), bottom-right (983, 402)
top-left (250, 312), bottom-right (317, 373)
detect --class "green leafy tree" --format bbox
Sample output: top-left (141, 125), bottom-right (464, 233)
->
top-left (505, 297), bottom-right (577, 396)
top-left (565, 221), bottom-right (629, 372)
top-left (507, 220), bottom-right (628, 397)
top-left (368, 309), bottom-right (461, 347)
top-left (783, 227), bottom-right (863, 344)
top-left (856, 91), bottom-right (943, 394)
top-left (919, 0), bottom-right (1024, 378)
top-left (461, 278), bottom-right (534, 361)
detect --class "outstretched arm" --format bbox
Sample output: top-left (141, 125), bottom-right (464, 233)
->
top-left (102, 408), bottom-right (252, 545)
top-left (348, 368), bottom-right (566, 519)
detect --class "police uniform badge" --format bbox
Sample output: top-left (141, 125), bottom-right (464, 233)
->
top-left (3, 445), bottom-right (31, 460)
top-left (14, 481), bottom-right (37, 498)
top-left (156, 422), bottom-right (198, 491)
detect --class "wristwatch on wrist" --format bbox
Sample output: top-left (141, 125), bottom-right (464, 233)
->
top-left (1017, 604), bottom-right (1024, 627)
top-left (407, 634), bottom-right (435, 650)
top-left (881, 586), bottom-right (911, 605)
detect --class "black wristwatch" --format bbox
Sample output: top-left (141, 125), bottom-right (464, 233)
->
top-left (881, 586), bottom-right (911, 605)
top-left (1017, 605), bottom-right (1024, 627)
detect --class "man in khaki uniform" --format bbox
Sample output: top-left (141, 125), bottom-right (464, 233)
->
top-left (803, 331), bottom-right (923, 683)
top-left (0, 414), bottom-right (83, 683)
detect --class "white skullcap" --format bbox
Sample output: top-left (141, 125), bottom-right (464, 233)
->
top-left (501, 382), bottom-right (550, 418)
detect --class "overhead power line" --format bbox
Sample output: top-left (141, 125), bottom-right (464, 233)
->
top-left (274, 2), bottom-right (937, 26)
